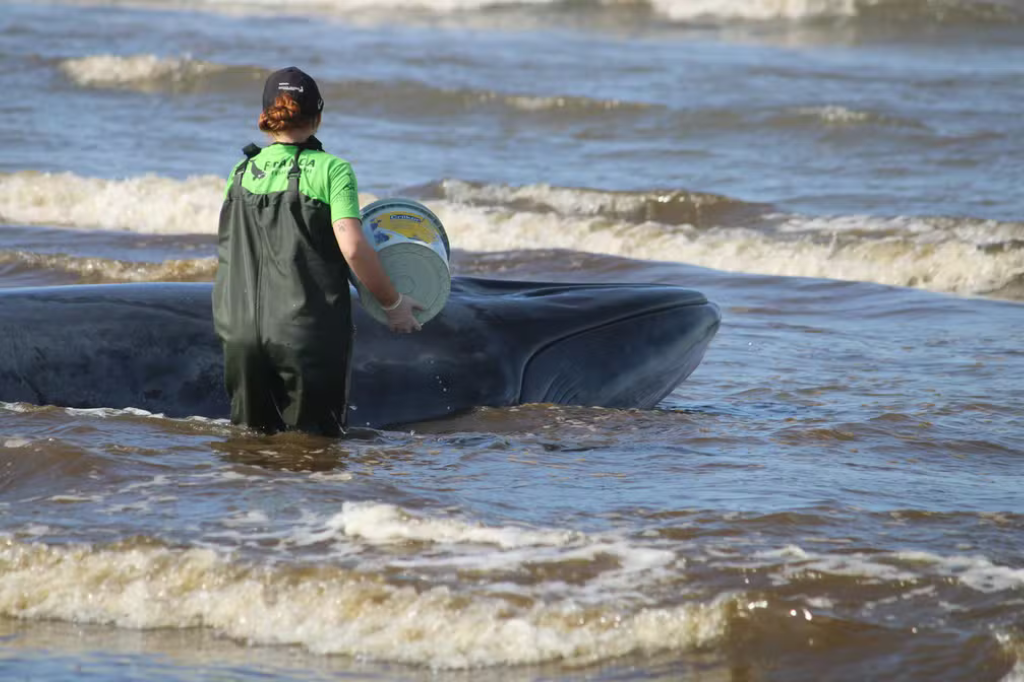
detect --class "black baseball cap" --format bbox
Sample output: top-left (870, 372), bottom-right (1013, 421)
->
top-left (262, 67), bottom-right (324, 116)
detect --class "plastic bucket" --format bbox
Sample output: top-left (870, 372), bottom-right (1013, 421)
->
top-left (356, 198), bottom-right (451, 325)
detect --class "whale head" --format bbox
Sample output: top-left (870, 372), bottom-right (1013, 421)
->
top-left (350, 278), bottom-right (721, 426)
top-left (467, 280), bottom-right (721, 409)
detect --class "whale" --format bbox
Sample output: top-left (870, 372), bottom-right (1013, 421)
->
top-left (0, 277), bottom-right (720, 428)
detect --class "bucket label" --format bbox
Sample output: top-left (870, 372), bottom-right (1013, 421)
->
top-left (377, 212), bottom-right (441, 245)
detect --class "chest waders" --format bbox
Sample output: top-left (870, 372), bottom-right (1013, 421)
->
top-left (213, 141), bottom-right (352, 436)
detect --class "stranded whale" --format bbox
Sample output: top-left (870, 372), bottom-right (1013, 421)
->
top-left (0, 278), bottom-right (720, 428)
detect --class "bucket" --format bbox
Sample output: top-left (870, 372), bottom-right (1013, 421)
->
top-left (355, 197), bottom-right (451, 326)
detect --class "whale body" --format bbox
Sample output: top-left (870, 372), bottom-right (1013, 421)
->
top-left (0, 278), bottom-right (720, 428)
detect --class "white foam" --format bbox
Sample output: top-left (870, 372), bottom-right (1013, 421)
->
top-left (1002, 662), bottom-right (1024, 682)
top-left (333, 501), bottom-right (582, 548)
top-left (2, 438), bottom-right (31, 449)
top-left (101, 0), bottom-right (562, 16)
top-left (118, 475), bottom-right (173, 494)
top-left (784, 105), bottom-right (922, 128)
top-left (783, 106), bottom-right (925, 131)
top-left (64, 407), bottom-right (158, 418)
top-left (0, 250), bottom-right (217, 283)
top-left (0, 402), bottom-right (39, 414)
top-left (236, 0), bottom-right (555, 10)
top-left (753, 544), bottom-right (810, 560)
top-left (0, 540), bottom-right (729, 668)
top-left (308, 471), bottom-right (354, 482)
top-left (18, 524), bottom-right (52, 538)
top-left (3, 170), bottom-right (1021, 297)
top-left (434, 202), bottom-right (1024, 297)
top-left (746, 545), bottom-right (1024, 595)
top-left (221, 510), bottom-right (271, 527)
top-left (502, 94), bottom-right (638, 112)
top-left (178, 501), bottom-right (680, 604)
top-left (0, 172), bottom-right (225, 235)
top-left (998, 633), bottom-right (1024, 682)
top-left (48, 494), bottom-right (105, 504)
top-left (34, 0), bottom-right (1020, 23)
top-left (774, 214), bottom-right (1024, 242)
top-left (795, 105), bottom-right (873, 124)
top-left (437, 178), bottom-right (723, 222)
top-left (648, 0), bottom-right (857, 21)
top-left (0, 171), bottom-right (376, 236)
top-left (59, 54), bottom-right (223, 90)
top-left (805, 596), bottom-right (835, 609)
top-left (774, 554), bottom-right (920, 585)
top-left (53, 0), bottom-right (860, 20)
top-left (894, 551), bottom-right (1024, 593)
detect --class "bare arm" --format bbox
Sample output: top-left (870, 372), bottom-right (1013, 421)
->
top-left (333, 217), bottom-right (399, 309)
top-left (333, 217), bottom-right (424, 332)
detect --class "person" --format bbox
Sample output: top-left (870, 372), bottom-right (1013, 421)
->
top-left (213, 66), bottom-right (423, 436)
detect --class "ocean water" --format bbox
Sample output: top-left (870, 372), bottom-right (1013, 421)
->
top-left (1, 0), bottom-right (1023, 680)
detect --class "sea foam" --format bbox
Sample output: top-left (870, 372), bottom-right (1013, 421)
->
top-left (45, 0), bottom-right (972, 22)
top-left (2, 170), bottom-right (1021, 298)
top-left (0, 537), bottom-right (727, 667)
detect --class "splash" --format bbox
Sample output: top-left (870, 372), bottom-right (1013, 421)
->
top-left (0, 538), bottom-right (729, 667)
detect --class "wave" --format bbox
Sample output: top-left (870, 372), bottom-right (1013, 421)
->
top-left (58, 54), bottom-right (654, 118)
top-left (44, 0), bottom-right (1024, 24)
top-left (2, 170), bottom-right (1021, 298)
top-left (0, 251), bottom-right (216, 283)
top-left (648, 0), bottom-right (859, 21)
top-left (768, 105), bottom-right (928, 130)
top-left (433, 204), bottom-right (1024, 298)
top-left (57, 54), bottom-right (248, 93)
top-left (334, 501), bottom-right (584, 547)
top-left (416, 178), bottom-right (764, 227)
top-left (647, 0), bottom-right (1023, 23)
top-left (1000, 635), bottom-right (1024, 682)
top-left (0, 535), bottom-right (728, 667)
top-left (0, 171), bottom-right (227, 234)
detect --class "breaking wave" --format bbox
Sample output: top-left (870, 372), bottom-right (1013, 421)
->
top-left (0, 251), bottom-right (216, 283)
top-left (416, 178), bottom-right (763, 227)
top-left (0, 532), bottom-right (728, 668)
top-left (43, 0), bottom-right (1024, 24)
top-left (647, 0), bottom-right (1023, 23)
top-left (0, 171), bottom-right (228, 234)
top-left (58, 54), bottom-right (655, 119)
top-left (1, 170), bottom-right (1021, 299)
top-left (57, 54), bottom-right (250, 93)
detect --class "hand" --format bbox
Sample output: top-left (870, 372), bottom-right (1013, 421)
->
top-left (383, 294), bottom-right (425, 333)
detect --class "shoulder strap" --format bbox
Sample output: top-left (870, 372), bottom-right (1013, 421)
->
top-left (287, 136), bottom-right (326, 192)
top-left (287, 146), bottom-right (304, 193)
top-left (228, 143), bottom-right (263, 198)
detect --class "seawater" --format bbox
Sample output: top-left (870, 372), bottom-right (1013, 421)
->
top-left (0, 0), bottom-right (1022, 680)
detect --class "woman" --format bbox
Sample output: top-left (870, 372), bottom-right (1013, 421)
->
top-left (213, 66), bottom-right (423, 436)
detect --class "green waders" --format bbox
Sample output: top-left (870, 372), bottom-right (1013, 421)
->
top-left (213, 141), bottom-right (352, 436)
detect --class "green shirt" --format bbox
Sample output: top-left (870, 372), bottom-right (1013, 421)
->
top-left (224, 143), bottom-right (360, 222)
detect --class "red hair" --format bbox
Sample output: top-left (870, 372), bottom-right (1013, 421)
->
top-left (258, 93), bottom-right (317, 133)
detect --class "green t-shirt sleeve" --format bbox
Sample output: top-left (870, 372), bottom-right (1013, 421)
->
top-left (328, 160), bottom-right (360, 222)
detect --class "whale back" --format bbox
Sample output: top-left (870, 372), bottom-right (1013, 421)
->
top-left (0, 279), bottom-right (720, 428)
